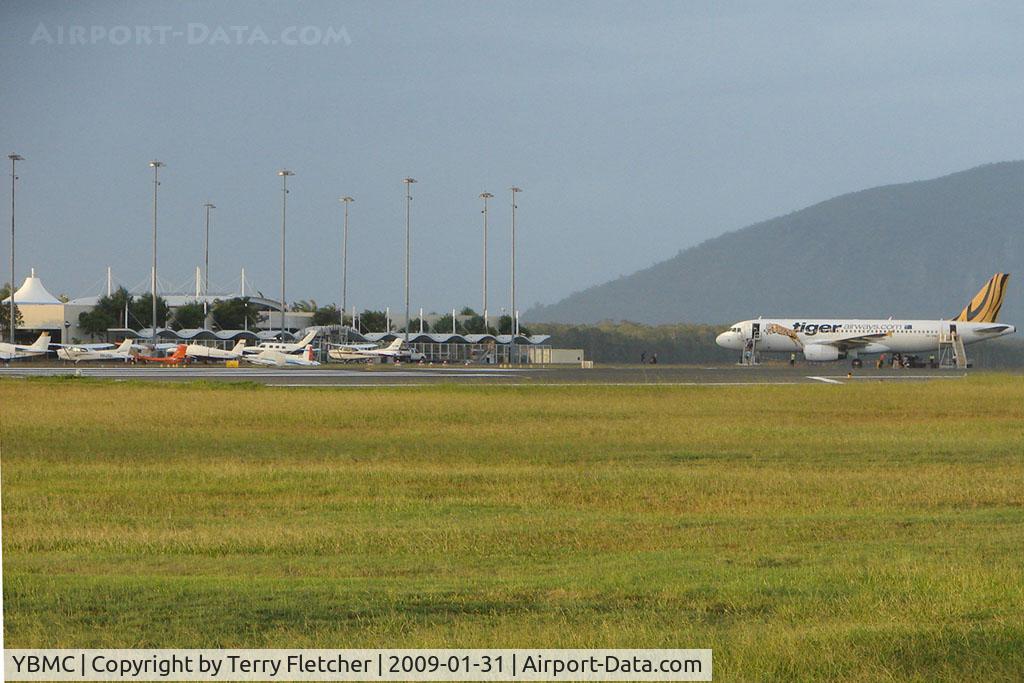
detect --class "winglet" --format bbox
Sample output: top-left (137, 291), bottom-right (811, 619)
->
top-left (954, 273), bottom-right (1010, 323)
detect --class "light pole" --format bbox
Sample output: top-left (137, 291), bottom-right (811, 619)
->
top-left (339, 196), bottom-right (353, 326)
top-left (203, 201), bottom-right (215, 322)
top-left (278, 169), bottom-right (294, 337)
top-left (403, 177), bottom-right (417, 347)
top-left (479, 191), bottom-right (493, 331)
top-left (149, 160), bottom-right (164, 345)
top-left (8, 153), bottom-right (23, 344)
top-left (510, 186), bottom-right (522, 337)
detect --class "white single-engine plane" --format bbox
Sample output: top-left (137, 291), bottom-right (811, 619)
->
top-left (56, 338), bottom-right (135, 363)
top-left (0, 332), bottom-right (52, 362)
top-left (328, 338), bottom-right (423, 362)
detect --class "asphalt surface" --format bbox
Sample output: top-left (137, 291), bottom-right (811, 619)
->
top-left (0, 361), bottom-right (987, 386)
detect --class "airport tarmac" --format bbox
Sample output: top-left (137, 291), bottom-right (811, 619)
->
top-left (0, 362), bottom-right (989, 386)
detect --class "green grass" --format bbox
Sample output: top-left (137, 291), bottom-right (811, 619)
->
top-left (2, 376), bottom-right (1023, 680)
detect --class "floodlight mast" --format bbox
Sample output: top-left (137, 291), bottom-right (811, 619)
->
top-left (149, 160), bottom-right (164, 345)
top-left (480, 192), bottom-right (493, 330)
top-left (203, 202), bottom-right (216, 321)
top-left (510, 186), bottom-right (522, 338)
top-left (340, 196), bottom-right (354, 324)
top-left (278, 169), bottom-right (294, 337)
top-left (403, 177), bottom-right (417, 347)
top-left (8, 153), bottom-right (23, 344)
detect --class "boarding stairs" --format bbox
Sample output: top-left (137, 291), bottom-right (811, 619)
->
top-left (741, 324), bottom-right (761, 366)
top-left (937, 330), bottom-right (967, 369)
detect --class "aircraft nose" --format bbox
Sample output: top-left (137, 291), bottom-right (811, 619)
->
top-left (716, 332), bottom-right (733, 349)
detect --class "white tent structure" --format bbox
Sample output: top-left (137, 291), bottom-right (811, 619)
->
top-left (2, 268), bottom-right (62, 305)
top-left (2, 268), bottom-right (73, 343)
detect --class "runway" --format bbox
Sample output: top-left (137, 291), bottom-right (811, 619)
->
top-left (0, 362), bottom-right (978, 386)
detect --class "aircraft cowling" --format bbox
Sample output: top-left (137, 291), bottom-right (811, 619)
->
top-left (803, 345), bottom-right (843, 362)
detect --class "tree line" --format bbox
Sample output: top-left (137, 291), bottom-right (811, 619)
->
top-left (0, 282), bottom-right (24, 331)
top-left (528, 320), bottom-right (737, 364)
top-left (77, 288), bottom-right (262, 339)
top-left (75, 293), bottom-right (534, 340)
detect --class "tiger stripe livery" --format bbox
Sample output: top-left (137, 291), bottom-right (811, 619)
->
top-left (954, 273), bottom-right (1010, 323)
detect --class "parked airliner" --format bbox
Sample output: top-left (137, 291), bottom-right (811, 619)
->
top-left (716, 273), bottom-right (1015, 361)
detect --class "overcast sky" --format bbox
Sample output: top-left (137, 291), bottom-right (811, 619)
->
top-left (3, 1), bottom-right (1024, 314)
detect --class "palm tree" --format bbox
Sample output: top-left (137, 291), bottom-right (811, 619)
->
top-left (292, 299), bottom-right (318, 312)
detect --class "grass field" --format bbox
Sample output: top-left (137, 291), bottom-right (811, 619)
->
top-left (2, 375), bottom-right (1023, 680)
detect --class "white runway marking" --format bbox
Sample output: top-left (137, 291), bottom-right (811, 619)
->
top-left (823, 374), bottom-right (966, 380)
top-left (808, 376), bottom-right (844, 384)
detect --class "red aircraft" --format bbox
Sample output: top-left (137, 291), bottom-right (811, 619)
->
top-left (136, 343), bottom-right (188, 366)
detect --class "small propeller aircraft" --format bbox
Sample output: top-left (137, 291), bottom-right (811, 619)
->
top-left (135, 343), bottom-right (188, 366)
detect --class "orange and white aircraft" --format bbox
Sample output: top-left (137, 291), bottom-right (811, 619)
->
top-left (136, 343), bottom-right (188, 366)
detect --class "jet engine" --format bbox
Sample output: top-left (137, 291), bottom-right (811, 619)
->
top-left (803, 345), bottom-right (844, 362)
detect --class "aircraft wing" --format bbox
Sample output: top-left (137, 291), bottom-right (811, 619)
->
top-left (808, 331), bottom-right (892, 350)
top-left (243, 351), bottom-right (282, 366)
top-left (283, 356), bottom-right (319, 366)
top-left (0, 350), bottom-right (43, 361)
top-left (50, 342), bottom-right (114, 350)
top-left (972, 324), bottom-right (1014, 335)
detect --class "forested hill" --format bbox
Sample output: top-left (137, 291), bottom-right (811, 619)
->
top-left (528, 162), bottom-right (1024, 325)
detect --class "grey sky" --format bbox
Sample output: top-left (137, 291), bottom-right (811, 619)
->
top-left (3, 1), bottom-right (1024, 314)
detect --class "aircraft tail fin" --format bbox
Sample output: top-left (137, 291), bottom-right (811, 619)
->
top-left (116, 338), bottom-right (133, 353)
top-left (300, 330), bottom-right (317, 347)
top-left (388, 338), bottom-right (403, 350)
top-left (954, 273), bottom-right (1010, 323)
top-left (231, 340), bottom-right (246, 354)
